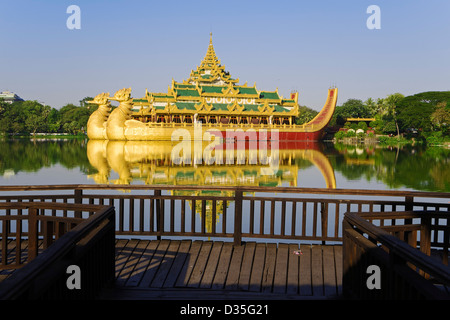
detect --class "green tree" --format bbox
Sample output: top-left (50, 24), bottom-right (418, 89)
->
top-left (430, 101), bottom-right (449, 133)
top-left (20, 101), bottom-right (52, 134)
top-left (59, 103), bottom-right (92, 134)
top-left (47, 108), bottom-right (62, 133)
top-left (79, 96), bottom-right (95, 108)
top-left (363, 97), bottom-right (377, 116)
top-left (396, 91), bottom-right (450, 135)
top-left (0, 103), bottom-right (26, 134)
top-left (382, 93), bottom-right (404, 136)
top-left (333, 99), bottom-right (371, 125)
top-left (295, 105), bottom-right (319, 125)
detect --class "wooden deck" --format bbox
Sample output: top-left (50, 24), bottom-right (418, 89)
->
top-left (98, 239), bottom-right (343, 300)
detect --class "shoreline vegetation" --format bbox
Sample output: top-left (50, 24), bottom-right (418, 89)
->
top-left (0, 132), bottom-right (86, 141)
top-left (332, 133), bottom-right (450, 148)
top-left (329, 90), bottom-right (450, 148)
top-left (2, 132), bottom-right (449, 149)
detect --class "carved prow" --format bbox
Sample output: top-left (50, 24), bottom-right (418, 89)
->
top-left (106, 88), bottom-right (133, 140)
top-left (86, 92), bottom-right (111, 140)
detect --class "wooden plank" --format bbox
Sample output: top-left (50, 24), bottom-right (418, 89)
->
top-left (175, 240), bottom-right (202, 287)
top-left (199, 241), bottom-right (223, 289)
top-left (3, 238), bottom-right (347, 299)
top-left (299, 244), bottom-right (312, 295)
top-left (101, 286), bottom-right (318, 300)
top-left (162, 240), bottom-right (192, 288)
top-left (287, 243), bottom-right (300, 294)
top-left (150, 240), bottom-right (181, 288)
top-left (125, 240), bottom-right (159, 287)
top-left (114, 239), bottom-right (129, 258)
top-left (211, 242), bottom-right (233, 290)
top-left (322, 245), bottom-right (337, 296)
top-left (273, 243), bottom-right (289, 293)
top-left (139, 240), bottom-right (170, 287)
top-left (248, 242), bottom-right (266, 292)
top-left (311, 244), bottom-right (324, 296)
top-left (187, 241), bottom-right (213, 288)
top-left (114, 239), bottom-right (138, 279)
top-left (334, 245), bottom-right (343, 295)
top-left (116, 240), bottom-right (149, 286)
top-left (261, 243), bottom-right (277, 293)
top-left (1, 240), bottom-right (15, 266)
top-left (224, 244), bottom-right (245, 290)
top-left (238, 242), bottom-right (256, 291)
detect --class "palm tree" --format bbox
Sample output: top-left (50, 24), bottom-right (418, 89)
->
top-left (382, 93), bottom-right (404, 136)
top-left (364, 97), bottom-right (377, 116)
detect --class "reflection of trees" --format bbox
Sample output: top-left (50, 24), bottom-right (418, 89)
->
top-left (331, 144), bottom-right (450, 192)
top-left (0, 139), bottom-right (94, 175)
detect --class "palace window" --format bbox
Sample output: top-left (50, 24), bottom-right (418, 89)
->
top-left (209, 116), bottom-right (217, 124)
top-left (184, 115), bottom-right (193, 123)
top-left (230, 116), bottom-right (238, 124)
top-left (157, 115), bottom-right (166, 123)
top-left (172, 115), bottom-right (181, 123)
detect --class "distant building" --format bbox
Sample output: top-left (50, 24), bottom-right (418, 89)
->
top-left (0, 91), bottom-right (24, 104)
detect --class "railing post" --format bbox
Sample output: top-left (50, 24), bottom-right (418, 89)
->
top-left (342, 216), bottom-right (352, 298)
top-left (28, 207), bottom-right (39, 261)
top-left (420, 213), bottom-right (432, 279)
top-left (74, 188), bottom-right (83, 218)
top-left (1, 214), bottom-right (9, 266)
top-left (234, 189), bottom-right (243, 246)
top-left (404, 196), bottom-right (414, 247)
top-left (155, 190), bottom-right (162, 240)
top-left (43, 220), bottom-right (54, 249)
top-left (321, 202), bottom-right (328, 244)
top-left (405, 196), bottom-right (414, 211)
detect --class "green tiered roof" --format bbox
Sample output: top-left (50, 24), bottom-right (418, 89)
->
top-left (132, 33), bottom-right (299, 118)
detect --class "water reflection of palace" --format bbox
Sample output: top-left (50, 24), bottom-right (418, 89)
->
top-left (86, 140), bottom-right (336, 189)
top-left (86, 140), bottom-right (337, 234)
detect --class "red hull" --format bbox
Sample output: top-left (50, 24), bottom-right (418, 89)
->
top-left (214, 129), bottom-right (325, 142)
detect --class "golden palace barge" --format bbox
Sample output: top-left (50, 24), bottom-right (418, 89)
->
top-left (86, 34), bottom-right (338, 142)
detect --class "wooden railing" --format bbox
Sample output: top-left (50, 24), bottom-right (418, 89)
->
top-left (343, 211), bottom-right (450, 300)
top-left (0, 201), bottom-right (115, 299)
top-left (1, 184), bottom-right (448, 300)
top-left (0, 185), bottom-right (448, 246)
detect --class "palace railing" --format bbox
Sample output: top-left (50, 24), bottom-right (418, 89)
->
top-left (144, 121), bottom-right (316, 131)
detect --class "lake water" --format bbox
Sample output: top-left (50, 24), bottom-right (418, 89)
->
top-left (0, 138), bottom-right (448, 192)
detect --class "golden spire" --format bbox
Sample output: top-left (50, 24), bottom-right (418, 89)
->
top-left (203, 32), bottom-right (218, 65)
top-left (185, 34), bottom-right (238, 85)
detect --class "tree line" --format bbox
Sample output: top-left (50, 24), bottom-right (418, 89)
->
top-left (0, 97), bottom-right (96, 135)
top-left (330, 91), bottom-right (450, 141)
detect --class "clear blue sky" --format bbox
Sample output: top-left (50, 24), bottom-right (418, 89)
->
top-left (1, 0), bottom-right (449, 111)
